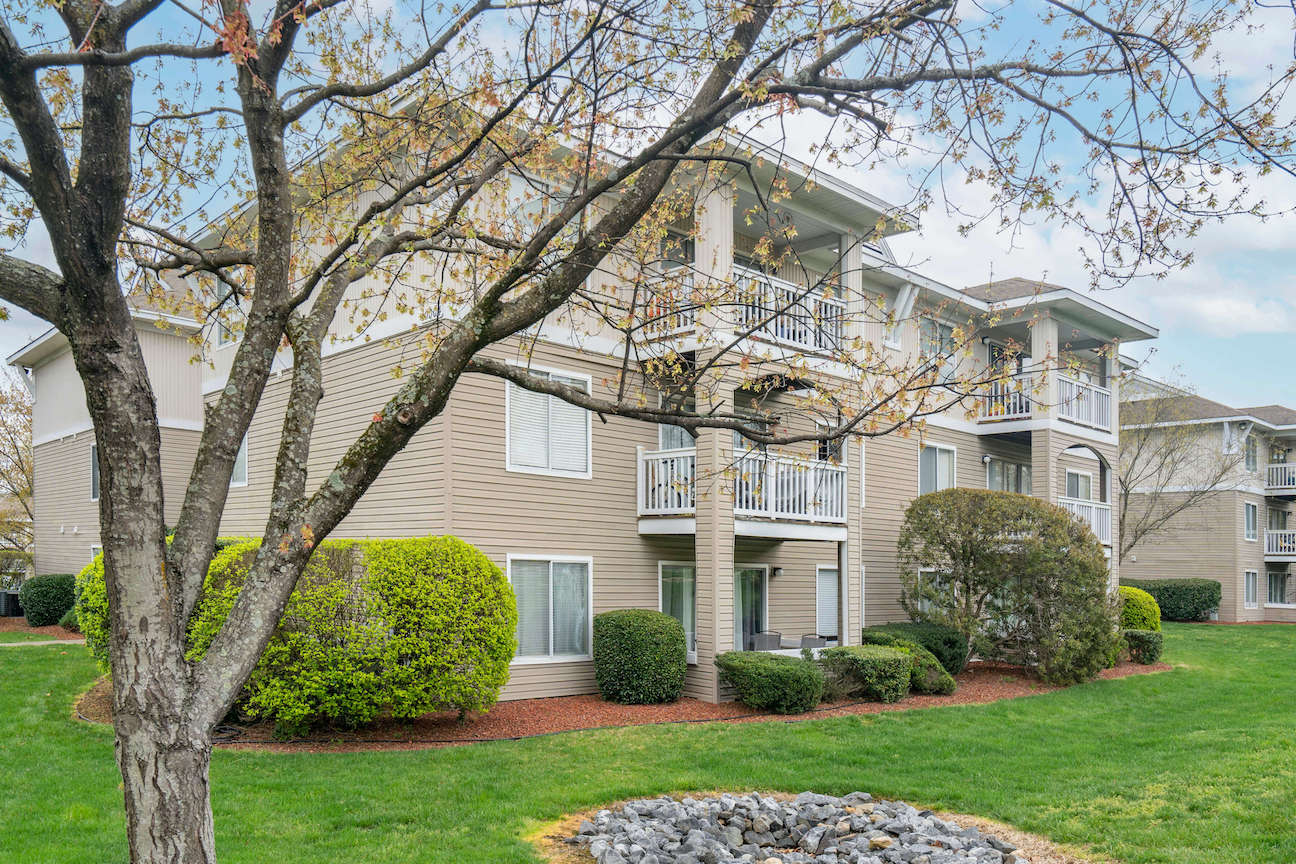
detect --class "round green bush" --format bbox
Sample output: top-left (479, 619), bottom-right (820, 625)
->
top-left (592, 609), bottom-right (687, 704)
top-left (75, 554), bottom-right (110, 670)
top-left (78, 535), bottom-right (518, 736)
top-left (819, 644), bottom-right (912, 703)
top-left (1123, 628), bottom-right (1164, 664)
top-left (858, 631), bottom-right (955, 695)
top-left (714, 651), bottom-right (824, 714)
top-left (19, 573), bottom-right (75, 627)
top-left (862, 622), bottom-right (969, 676)
top-left (1118, 585), bottom-right (1161, 632)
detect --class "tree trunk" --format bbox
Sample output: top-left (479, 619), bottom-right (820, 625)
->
top-left (116, 716), bottom-right (216, 864)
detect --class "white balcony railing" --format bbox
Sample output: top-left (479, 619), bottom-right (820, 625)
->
top-left (1057, 376), bottom-right (1113, 431)
top-left (978, 376), bottom-right (1033, 421)
top-left (1058, 496), bottom-right (1112, 545)
top-left (1265, 530), bottom-right (1296, 557)
top-left (733, 264), bottom-right (846, 354)
top-left (638, 447), bottom-right (847, 524)
top-left (638, 447), bottom-right (697, 515)
top-left (641, 272), bottom-right (696, 339)
top-left (1266, 463), bottom-right (1296, 491)
top-left (734, 451), bottom-right (848, 523)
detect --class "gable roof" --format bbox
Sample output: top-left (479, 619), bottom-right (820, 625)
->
top-left (961, 277), bottom-right (1071, 302)
top-left (1122, 392), bottom-right (1296, 433)
top-left (1238, 405), bottom-right (1296, 426)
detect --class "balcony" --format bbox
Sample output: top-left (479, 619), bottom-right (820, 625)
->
top-left (733, 265), bottom-right (845, 354)
top-left (642, 272), bottom-right (696, 339)
top-left (1057, 375), bottom-right (1113, 432)
top-left (977, 376), bottom-right (1034, 422)
top-left (1266, 463), bottom-right (1296, 493)
top-left (1265, 530), bottom-right (1296, 561)
top-left (638, 447), bottom-right (847, 535)
top-left (1058, 496), bottom-right (1112, 545)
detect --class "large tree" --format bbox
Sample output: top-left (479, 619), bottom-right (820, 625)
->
top-left (0, 0), bottom-right (1292, 860)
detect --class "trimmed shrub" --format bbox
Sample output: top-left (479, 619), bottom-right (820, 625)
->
top-left (1118, 585), bottom-right (1161, 631)
top-left (714, 651), bottom-right (824, 714)
top-left (592, 609), bottom-right (686, 704)
top-left (1123, 628), bottom-right (1164, 664)
top-left (819, 644), bottom-right (912, 703)
top-left (19, 573), bottom-right (75, 627)
top-left (858, 631), bottom-right (955, 695)
top-left (58, 606), bottom-right (80, 632)
top-left (1120, 578), bottom-right (1220, 622)
top-left (899, 488), bottom-right (1122, 685)
top-left (79, 536), bottom-right (518, 736)
top-left (862, 622), bottom-right (969, 676)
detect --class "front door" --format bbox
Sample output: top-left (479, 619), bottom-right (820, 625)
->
top-left (734, 566), bottom-right (768, 650)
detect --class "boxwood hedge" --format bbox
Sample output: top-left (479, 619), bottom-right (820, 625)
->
top-left (18, 573), bottom-right (75, 627)
top-left (858, 631), bottom-right (955, 694)
top-left (862, 622), bottom-right (969, 676)
top-left (1123, 628), bottom-right (1164, 664)
top-left (1120, 578), bottom-right (1220, 622)
top-left (1118, 585), bottom-right (1161, 631)
top-left (592, 609), bottom-right (687, 704)
top-left (819, 644), bottom-right (912, 703)
top-left (714, 651), bottom-right (824, 714)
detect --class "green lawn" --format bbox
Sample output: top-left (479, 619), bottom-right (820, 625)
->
top-left (0, 631), bottom-right (72, 643)
top-left (1, 623), bottom-right (1292, 864)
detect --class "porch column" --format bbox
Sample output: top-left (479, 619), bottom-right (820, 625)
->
top-left (1031, 427), bottom-right (1059, 504)
top-left (1029, 312), bottom-right (1058, 422)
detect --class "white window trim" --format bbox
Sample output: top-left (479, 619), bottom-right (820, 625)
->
top-left (215, 319), bottom-right (237, 349)
top-left (89, 443), bottom-right (99, 502)
top-left (1065, 469), bottom-right (1094, 502)
top-left (814, 421), bottom-right (848, 466)
top-left (1245, 435), bottom-right (1258, 472)
top-left (815, 564), bottom-right (841, 639)
top-left (230, 435), bottom-right (249, 489)
top-left (1244, 570), bottom-right (1259, 609)
top-left (917, 442), bottom-right (957, 495)
top-left (734, 562), bottom-right (770, 651)
top-left (503, 363), bottom-right (594, 480)
top-left (506, 553), bottom-right (594, 665)
top-left (986, 456), bottom-right (1032, 494)
top-left (90, 544), bottom-right (103, 563)
top-left (1244, 501), bottom-right (1258, 542)
top-left (657, 560), bottom-right (697, 664)
top-left (859, 439), bottom-right (866, 508)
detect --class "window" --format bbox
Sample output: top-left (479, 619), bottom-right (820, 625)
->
top-left (216, 320), bottom-right (235, 347)
top-left (1245, 502), bottom-right (1258, 541)
top-left (1244, 570), bottom-right (1258, 609)
top-left (508, 556), bottom-right (591, 661)
top-left (230, 436), bottom-right (248, 487)
top-left (1065, 470), bottom-right (1093, 501)
top-left (987, 458), bottom-right (1032, 494)
top-left (816, 566), bottom-right (840, 639)
top-left (815, 422), bottom-right (846, 464)
top-left (1268, 571), bottom-right (1290, 605)
top-left (659, 563), bottom-right (696, 663)
top-left (1269, 508), bottom-right (1290, 532)
top-left (90, 545), bottom-right (103, 563)
top-left (658, 393), bottom-right (696, 451)
top-left (90, 444), bottom-right (100, 501)
top-left (506, 369), bottom-right (591, 477)
top-left (1245, 436), bottom-right (1258, 472)
top-left (919, 444), bottom-right (955, 495)
top-left (919, 317), bottom-right (958, 379)
top-left (915, 568), bottom-right (944, 613)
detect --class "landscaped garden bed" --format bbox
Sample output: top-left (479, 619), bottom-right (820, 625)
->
top-left (73, 658), bottom-right (1166, 752)
top-left (0, 617), bottom-right (82, 642)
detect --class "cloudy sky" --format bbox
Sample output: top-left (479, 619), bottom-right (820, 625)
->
top-left (2, 3), bottom-right (1294, 411)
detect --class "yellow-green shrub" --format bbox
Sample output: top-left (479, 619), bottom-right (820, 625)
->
top-left (1118, 585), bottom-right (1161, 632)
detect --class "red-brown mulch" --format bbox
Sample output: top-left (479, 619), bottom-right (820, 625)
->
top-left (0, 617), bottom-right (82, 640)
top-left (76, 659), bottom-right (1168, 753)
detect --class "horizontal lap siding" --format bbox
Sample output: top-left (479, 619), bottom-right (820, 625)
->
top-left (1122, 491), bottom-right (1240, 619)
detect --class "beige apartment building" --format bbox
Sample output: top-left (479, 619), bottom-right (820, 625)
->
top-left (1121, 393), bottom-right (1296, 623)
top-left (10, 157), bottom-right (1158, 703)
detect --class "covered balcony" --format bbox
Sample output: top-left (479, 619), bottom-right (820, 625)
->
top-left (1266, 463), bottom-right (1296, 494)
top-left (1057, 497), bottom-right (1113, 546)
top-left (1265, 530), bottom-right (1296, 562)
top-left (1057, 375), bottom-right (1113, 432)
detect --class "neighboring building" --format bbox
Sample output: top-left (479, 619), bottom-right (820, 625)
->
top-left (1121, 393), bottom-right (1296, 623)
top-left (10, 159), bottom-right (1157, 702)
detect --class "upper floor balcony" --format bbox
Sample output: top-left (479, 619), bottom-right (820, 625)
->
top-left (1057, 496), bottom-right (1113, 546)
top-left (1265, 463), bottom-right (1296, 494)
top-left (1265, 529), bottom-right (1296, 562)
top-left (637, 445), bottom-right (847, 534)
top-left (976, 373), bottom-right (1113, 432)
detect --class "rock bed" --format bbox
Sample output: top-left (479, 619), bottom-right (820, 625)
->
top-left (572, 792), bottom-right (1028, 864)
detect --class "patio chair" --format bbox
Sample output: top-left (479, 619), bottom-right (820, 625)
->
top-left (799, 634), bottom-right (828, 650)
top-left (749, 631), bottom-right (782, 651)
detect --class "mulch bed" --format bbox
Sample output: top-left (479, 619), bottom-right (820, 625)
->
top-left (0, 617), bottom-right (82, 640)
top-left (75, 659), bottom-right (1169, 753)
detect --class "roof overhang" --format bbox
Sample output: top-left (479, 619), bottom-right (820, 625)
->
top-left (7, 307), bottom-right (201, 369)
top-left (992, 290), bottom-right (1159, 343)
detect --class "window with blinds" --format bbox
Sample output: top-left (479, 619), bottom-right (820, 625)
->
top-left (507, 370), bottom-right (590, 476)
top-left (1245, 570), bottom-right (1258, 609)
top-left (659, 563), bottom-right (696, 661)
top-left (816, 567), bottom-right (839, 638)
top-left (509, 557), bottom-right (591, 660)
top-left (230, 435), bottom-right (248, 487)
top-left (1245, 502), bottom-right (1258, 541)
top-left (919, 444), bottom-right (955, 495)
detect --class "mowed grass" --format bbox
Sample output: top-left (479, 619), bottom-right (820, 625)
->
top-left (1, 624), bottom-right (1293, 864)
top-left (0, 631), bottom-right (60, 643)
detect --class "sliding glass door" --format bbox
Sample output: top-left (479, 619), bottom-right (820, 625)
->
top-left (734, 566), bottom-right (768, 650)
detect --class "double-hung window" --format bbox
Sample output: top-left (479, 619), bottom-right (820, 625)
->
top-left (509, 556), bottom-right (591, 661)
top-left (230, 436), bottom-right (248, 487)
top-left (1065, 470), bottom-right (1093, 501)
top-left (1245, 502), bottom-right (1258, 541)
top-left (90, 444), bottom-right (100, 501)
top-left (987, 458), bottom-right (1032, 494)
top-left (919, 444), bottom-right (955, 495)
top-left (506, 369), bottom-right (591, 477)
top-left (659, 563), bottom-right (696, 663)
top-left (1245, 436), bottom-right (1258, 472)
top-left (1244, 570), bottom-right (1259, 609)
top-left (919, 317), bottom-right (958, 379)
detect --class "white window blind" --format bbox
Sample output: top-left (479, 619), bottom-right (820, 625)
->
top-left (1245, 571), bottom-right (1258, 609)
top-left (510, 558), bottom-right (590, 660)
top-left (919, 445), bottom-right (955, 495)
top-left (816, 567), bottom-right (840, 638)
top-left (1245, 502), bottom-right (1258, 540)
top-left (231, 436), bottom-right (248, 487)
top-left (507, 371), bottom-right (589, 475)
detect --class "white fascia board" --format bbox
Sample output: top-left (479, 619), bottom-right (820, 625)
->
top-left (992, 290), bottom-right (1159, 341)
